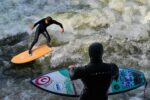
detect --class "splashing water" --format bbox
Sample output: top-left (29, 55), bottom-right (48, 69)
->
top-left (0, 0), bottom-right (150, 100)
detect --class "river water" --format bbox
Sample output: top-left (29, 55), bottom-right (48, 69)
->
top-left (0, 0), bottom-right (150, 100)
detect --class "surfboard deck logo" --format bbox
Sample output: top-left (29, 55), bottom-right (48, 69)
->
top-left (31, 67), bottom-right (147, 97)
top-left (35, 76), bottom-right (52, 85)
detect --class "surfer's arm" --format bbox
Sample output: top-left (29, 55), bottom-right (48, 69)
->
top-left (112, 64), bottom-right (119, 81)
top-left (52, 20), bottom-right (63, 28)
top-left (69, 66), bottom-right (86, 80)
top-left (32, 19), bottom-right (44, 29)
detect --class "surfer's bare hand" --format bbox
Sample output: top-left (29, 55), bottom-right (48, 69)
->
top-left (60, 28), bottom-right (64, 33)
top-left (69, 64), bottom-right (75, 69)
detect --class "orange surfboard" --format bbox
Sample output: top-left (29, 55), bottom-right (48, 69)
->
top-left (11, 44), bottom-right (53, 64)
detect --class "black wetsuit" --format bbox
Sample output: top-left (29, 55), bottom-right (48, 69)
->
top-left (70, 60), bottom-right (119, 100)
top-left (29, 18), bottom-right (63, 52)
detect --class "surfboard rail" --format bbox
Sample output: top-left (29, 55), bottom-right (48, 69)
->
top-left (31, 67), bottom-right (147, 97)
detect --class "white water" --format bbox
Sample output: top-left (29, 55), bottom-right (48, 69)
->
top-left (1, 0), bottom-right (150, 39)
top-left (0, 0), bottom-right (150, 100)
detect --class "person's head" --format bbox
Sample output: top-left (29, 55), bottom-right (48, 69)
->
top-left (88, 42), bottom-right (103, 61)
top-left (45, 16), bottom-right (52, 23)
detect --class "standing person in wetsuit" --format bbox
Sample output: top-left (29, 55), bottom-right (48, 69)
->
top-left (29, 16), bottom-right (64, 55)
top-left (69, 42), bottom-right (119, 100)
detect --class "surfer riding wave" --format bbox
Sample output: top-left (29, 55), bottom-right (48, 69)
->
top-left (29, 16), bottom-right (64, 55)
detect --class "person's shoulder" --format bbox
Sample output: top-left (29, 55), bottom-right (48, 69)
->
top-left (103, 62), bottom-right (115, 66)
top-left (110, 63), bottom-right (118, 67)
top-left (109, 63), bottom-right (119, 72)
top-left (51, 19), bottom-right (57, 22)
top-left (103, 62), bottom-right (118, 68)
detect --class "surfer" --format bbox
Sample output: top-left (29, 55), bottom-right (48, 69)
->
top-left (69, 42), bottom-right (119, 100)
top-left (29, 16), bottom-right (64, 55)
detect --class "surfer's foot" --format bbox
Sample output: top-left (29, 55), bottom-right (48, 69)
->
top-left (29, 50), bottom-right (32, 56)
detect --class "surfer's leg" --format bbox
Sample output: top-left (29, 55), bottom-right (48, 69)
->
top-left (42, 30), bottom-right (51, 47)
top-left (29, 29), bottom-right (40, 55)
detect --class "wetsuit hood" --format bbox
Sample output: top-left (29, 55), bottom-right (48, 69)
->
top-left (46, 16), bottom-right (52, 21)
top-left (88, 42), bottom-right (103, 63)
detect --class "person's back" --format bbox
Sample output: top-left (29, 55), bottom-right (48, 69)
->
top-left (79, 63), bottom-right (118, 100)
top-left (70, 42), bottom-right (119, 100)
